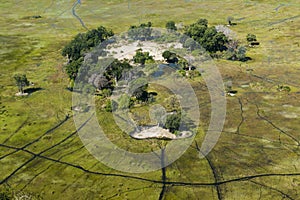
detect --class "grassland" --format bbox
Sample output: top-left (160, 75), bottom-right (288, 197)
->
top-left (1, 0), bottom-right (300, 199)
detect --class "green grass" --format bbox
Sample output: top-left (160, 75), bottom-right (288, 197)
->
top-left (1, 0), bottom-right (300, 199)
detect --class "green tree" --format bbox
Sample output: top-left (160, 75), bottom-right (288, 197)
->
top-left (62, 26), bottom-right (113, 80)
top-left (197, 18), bottom-right (208, 27)
top-left (184, 19), bottom-right (228, 53)
top-left (166, 21), bottom-right (177, 31)
top-left (65, 58), bottom-right (83, 79)
top-left (165, 114), bottom-right (181, 133)
top-left (129, 78), bottom-right (149, 102)
top-left (246, 33), bottom-right (257, 42)
top-left (13, 74), bottom-right (30, 93)
top-left (236, 46), bottom-right (247, 61)
top-left (133, 49), bottom-right (154, 65)
top-left (162, 50), bottom-right (178, 63)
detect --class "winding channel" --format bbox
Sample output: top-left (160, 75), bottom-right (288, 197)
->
top-left (71, 0), bottom-right (88, 30)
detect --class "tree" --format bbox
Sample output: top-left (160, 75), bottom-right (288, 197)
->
top-left (236, 46), bottom-right (247, 61)
top-left (197, 18), bottom-right (208, 27)
top-left (13, 74), bottom-right (30, 93)
top-left (227, 16), bottom-right (234, 26)
top-left (166, 21), bottom-right (177, 31)
top-left (88, 73), bottom-right (110, 90)
top-left (165, 114), bottom-right (181, 133)
top-left (184, 19), bottom-right (228, 53)
top-left (200, 27), bottom-right (228, 53)
top-left (225, 40), bottom-right (247, 61)
top-left (65, 58), bottom-right (83, 79)
top-left (129, 78), bottom-right (148, 102)
top-left (162, 50), bottom-right (178, 63)
top-left (133, 49), bottom-right (154, 65)
top-left (132, 86), bottom-right (148, 101)
top-left (183, 38), bottom-right (198, 51)
top-left (178, 58), bottom-right (189, 70)
top-left (105, 59), bottom-right (133, 86)
top-left (246, 33), bottom-right (257, 42)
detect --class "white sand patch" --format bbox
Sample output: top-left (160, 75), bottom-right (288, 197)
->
top-left (131, 126), bottom-right (176, 139)
top-left (15, 92), bottom-right (28, 96)
top-left (105, 41), bottom-right (183, 61)
top-left (279, 112), bottom-right (298, 119)
top-left (282, 104), bottom-right (293, 108)
top-left (130, 126), bottom-right (193, 140)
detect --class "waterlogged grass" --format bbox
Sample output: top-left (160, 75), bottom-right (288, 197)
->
top-left (1, 0), bottom-right (300, 199)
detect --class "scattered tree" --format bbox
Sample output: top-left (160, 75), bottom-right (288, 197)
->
top-left (166, 21), bottom-right (177, 31)
top-left (246, 33), bottom-right (257, 42)
top-left (227, 16), bottom-right (234, 26)
top-left (13, 74), bottom-right (30, 94)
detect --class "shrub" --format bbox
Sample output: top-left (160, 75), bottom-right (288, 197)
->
top-left (246, 33), bottom-right (257, 42)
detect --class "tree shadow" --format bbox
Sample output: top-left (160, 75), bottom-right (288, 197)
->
top-left (240, 57), bottom-right (252, 62)
top-left (23, 87), bottom-right (43, 94)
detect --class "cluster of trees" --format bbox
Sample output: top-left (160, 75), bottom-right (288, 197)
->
top-left (184, 18), bottom-right (228, 53)
top-left (89, 59), bottom-right (133, 90)
top-left (62, 26), bottom-right (114, 80)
